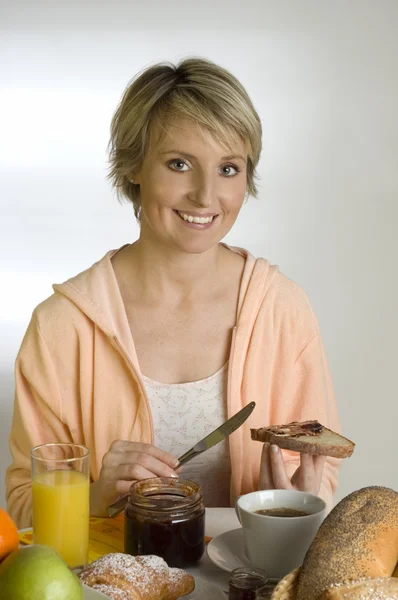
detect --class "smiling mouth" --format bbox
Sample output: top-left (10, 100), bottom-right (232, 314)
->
top-left (174, 210), bottom-right (218, 224)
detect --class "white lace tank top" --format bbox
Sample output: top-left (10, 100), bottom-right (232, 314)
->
top-left (142, 363), bottom-right (231, 507)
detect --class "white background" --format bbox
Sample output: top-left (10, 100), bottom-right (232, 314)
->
top-left (1, 0), bottom-right (397, 509)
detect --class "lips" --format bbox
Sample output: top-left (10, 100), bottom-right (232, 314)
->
top-left (173, 209), bottom-right (219, 229)
top-left (174, 210), bottom-right (219, 225)
top-left (175, 210), bottom-right (218, 217)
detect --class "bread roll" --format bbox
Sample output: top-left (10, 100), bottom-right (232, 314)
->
top-left (318, 576), bottom-right (398, 599)
top-left (296, 486), bottom-right (398, 600)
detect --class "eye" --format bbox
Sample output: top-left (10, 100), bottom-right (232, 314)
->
top-left (168, 159), bottom-right (190, 172)
top-left (167, 158), bottom-right (241, 177)
top-left (220, 163), bottom-right (241, 177)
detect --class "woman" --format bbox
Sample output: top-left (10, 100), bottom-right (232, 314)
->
top-left (7, 58), bottom-right (340, 528)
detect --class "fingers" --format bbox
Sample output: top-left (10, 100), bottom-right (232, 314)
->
top-left (259, 443), bottom-right (274, 489)
top-left (299, 453), bottom-right (316, 490)
top-left (314, 454), bottom-right (326, 479)
top-left (121, 454), bottom-right (178, 480)
top-left (99, 442), bottom-right (180, 507)
top-left (114, 466), bottom-right (159, 496)
top-left (108, 441), bottom-right (179, 469)
top-left (259, 444), bottom-right (294, 490)
top-left (300, 453), bottom-right (325, 480)
top-left (94, 441), bottom-right (180, 516)
top-left (103, 452), bottom-right (178, 482)
top-left (269, 445), bottom-right (292, 489)
top-left (259, 445), bottom-right (326, 495)
top-left (291, 453), bottom-right (326, 494)
top-left (142, 444), bottom-right (180, 469)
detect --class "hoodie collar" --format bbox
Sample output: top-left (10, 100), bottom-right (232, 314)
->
top-left (53, 244), bottom-right (279, 364)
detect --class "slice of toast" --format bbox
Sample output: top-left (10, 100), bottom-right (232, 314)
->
top-left (250, 420), bottom-right (355, 458)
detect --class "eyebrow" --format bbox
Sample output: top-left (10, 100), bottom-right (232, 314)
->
top-left (160, 149), bottom-right (247, 162)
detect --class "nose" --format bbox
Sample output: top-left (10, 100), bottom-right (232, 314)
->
top-left (190, 172), bottom-right (215, 208)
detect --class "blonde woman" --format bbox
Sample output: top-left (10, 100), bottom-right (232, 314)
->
top-left (7, 58), bottom-right (340, 528)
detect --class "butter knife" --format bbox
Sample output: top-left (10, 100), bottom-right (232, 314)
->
top-left (107, 401), bottom-right (256, 518)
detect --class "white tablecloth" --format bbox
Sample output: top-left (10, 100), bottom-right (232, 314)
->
top-left (187, 507), bottom-right (240, 592)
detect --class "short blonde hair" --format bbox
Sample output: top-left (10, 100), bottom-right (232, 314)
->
top-left (108, 57), bottom-right (262, 220)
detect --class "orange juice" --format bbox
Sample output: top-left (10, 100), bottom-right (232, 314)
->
top-left (32, 469), bottom-right (89, 568)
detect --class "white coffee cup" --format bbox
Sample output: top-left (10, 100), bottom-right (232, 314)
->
top-left (236, 489), bottom-right (326, 579)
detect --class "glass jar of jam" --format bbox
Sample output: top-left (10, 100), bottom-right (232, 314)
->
top-left (124, 477), bottom-right (205, 568)
top-left (228, 567), bottom-right (270, 600)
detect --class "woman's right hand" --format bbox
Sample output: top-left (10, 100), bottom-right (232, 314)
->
top-left (90, 440), bottom-right (180, 516)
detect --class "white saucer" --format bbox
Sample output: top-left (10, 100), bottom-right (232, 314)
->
top-left (207, 528), bottom-right (279, 585)
top-left (207, 528), bottom-right (250, 572)
top-left (84, 584), bottom-right (110, 599)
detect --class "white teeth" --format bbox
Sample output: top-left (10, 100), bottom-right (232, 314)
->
top-left (178, 211), bottom-right (214, 224)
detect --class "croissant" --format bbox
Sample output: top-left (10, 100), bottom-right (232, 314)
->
top-left (79, 553), bottom-right (195, 600)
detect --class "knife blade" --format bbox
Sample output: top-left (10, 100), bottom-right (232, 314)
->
top-left (107, 401), bottom-right (256, 518)
top-left (177, 400), bottom-right (256, 466)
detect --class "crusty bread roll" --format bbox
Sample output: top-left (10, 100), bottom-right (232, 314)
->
top-left (251, 420), bottom-right (355, 458)
top-left (318, 576), bottom-right (398, 599)
top-left (79, 553), bottom-right (195, 600)
top-left (296, 486), bottom-right (398, 600)
top-left (271, 567), bottom-right (300, 600)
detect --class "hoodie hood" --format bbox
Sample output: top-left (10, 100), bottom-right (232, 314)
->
top-left (53, 245), bottom-right (139, 365)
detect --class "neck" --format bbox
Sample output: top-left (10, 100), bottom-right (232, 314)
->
top-left (125, 235), bottom-right (226, 302)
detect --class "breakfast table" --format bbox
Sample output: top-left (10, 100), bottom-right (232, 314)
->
top-left (19, 507), bottom-right (277, 599)
top-left (188, 507), bottom-right (240, 592)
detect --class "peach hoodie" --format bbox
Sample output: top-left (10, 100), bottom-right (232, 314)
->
top-left (6, 245), bottom-right (341, 528)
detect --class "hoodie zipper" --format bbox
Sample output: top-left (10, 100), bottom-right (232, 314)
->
top-left (111, 335), bottom-right (154, 444)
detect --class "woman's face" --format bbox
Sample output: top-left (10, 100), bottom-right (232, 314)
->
top-left (133, 118), bottom-right (248, 255)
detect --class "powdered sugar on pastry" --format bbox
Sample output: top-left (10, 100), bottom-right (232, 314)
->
top-left (91, 583), bottom-right (131, 600)
top-left (80, 554), bottom-right (168, 600)
top-left (79, 553), bottom-right (195, 600)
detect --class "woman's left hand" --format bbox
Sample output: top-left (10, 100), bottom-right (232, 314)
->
top-left (259, 442), bottom-right (325, 496)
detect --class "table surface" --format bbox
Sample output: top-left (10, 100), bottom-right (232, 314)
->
top-left (192, 508), bottom-right (276, 598)
top-left (188, 507), bottom-right (240, 593)
top-left (20, 508), bottom-right (276, 597)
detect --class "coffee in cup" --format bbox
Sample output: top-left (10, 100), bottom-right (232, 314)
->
top-left (255, 507), bottom-right (309, 517)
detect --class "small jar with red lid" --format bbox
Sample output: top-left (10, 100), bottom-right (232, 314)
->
top-left (124, 477), bottom-right (205, 568)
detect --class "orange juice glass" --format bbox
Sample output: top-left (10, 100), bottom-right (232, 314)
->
top-left (31, 443), bottom-right (90, 569)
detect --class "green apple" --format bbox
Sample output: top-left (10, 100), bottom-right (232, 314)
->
top-left (0, 544), bottom-right (83, 600)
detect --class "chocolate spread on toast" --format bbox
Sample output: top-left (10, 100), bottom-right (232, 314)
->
top-left (267, 420), bottom-right (323, 437)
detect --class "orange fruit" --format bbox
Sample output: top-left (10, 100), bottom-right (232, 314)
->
top-left (0, 508), bottom-right (19, 563)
